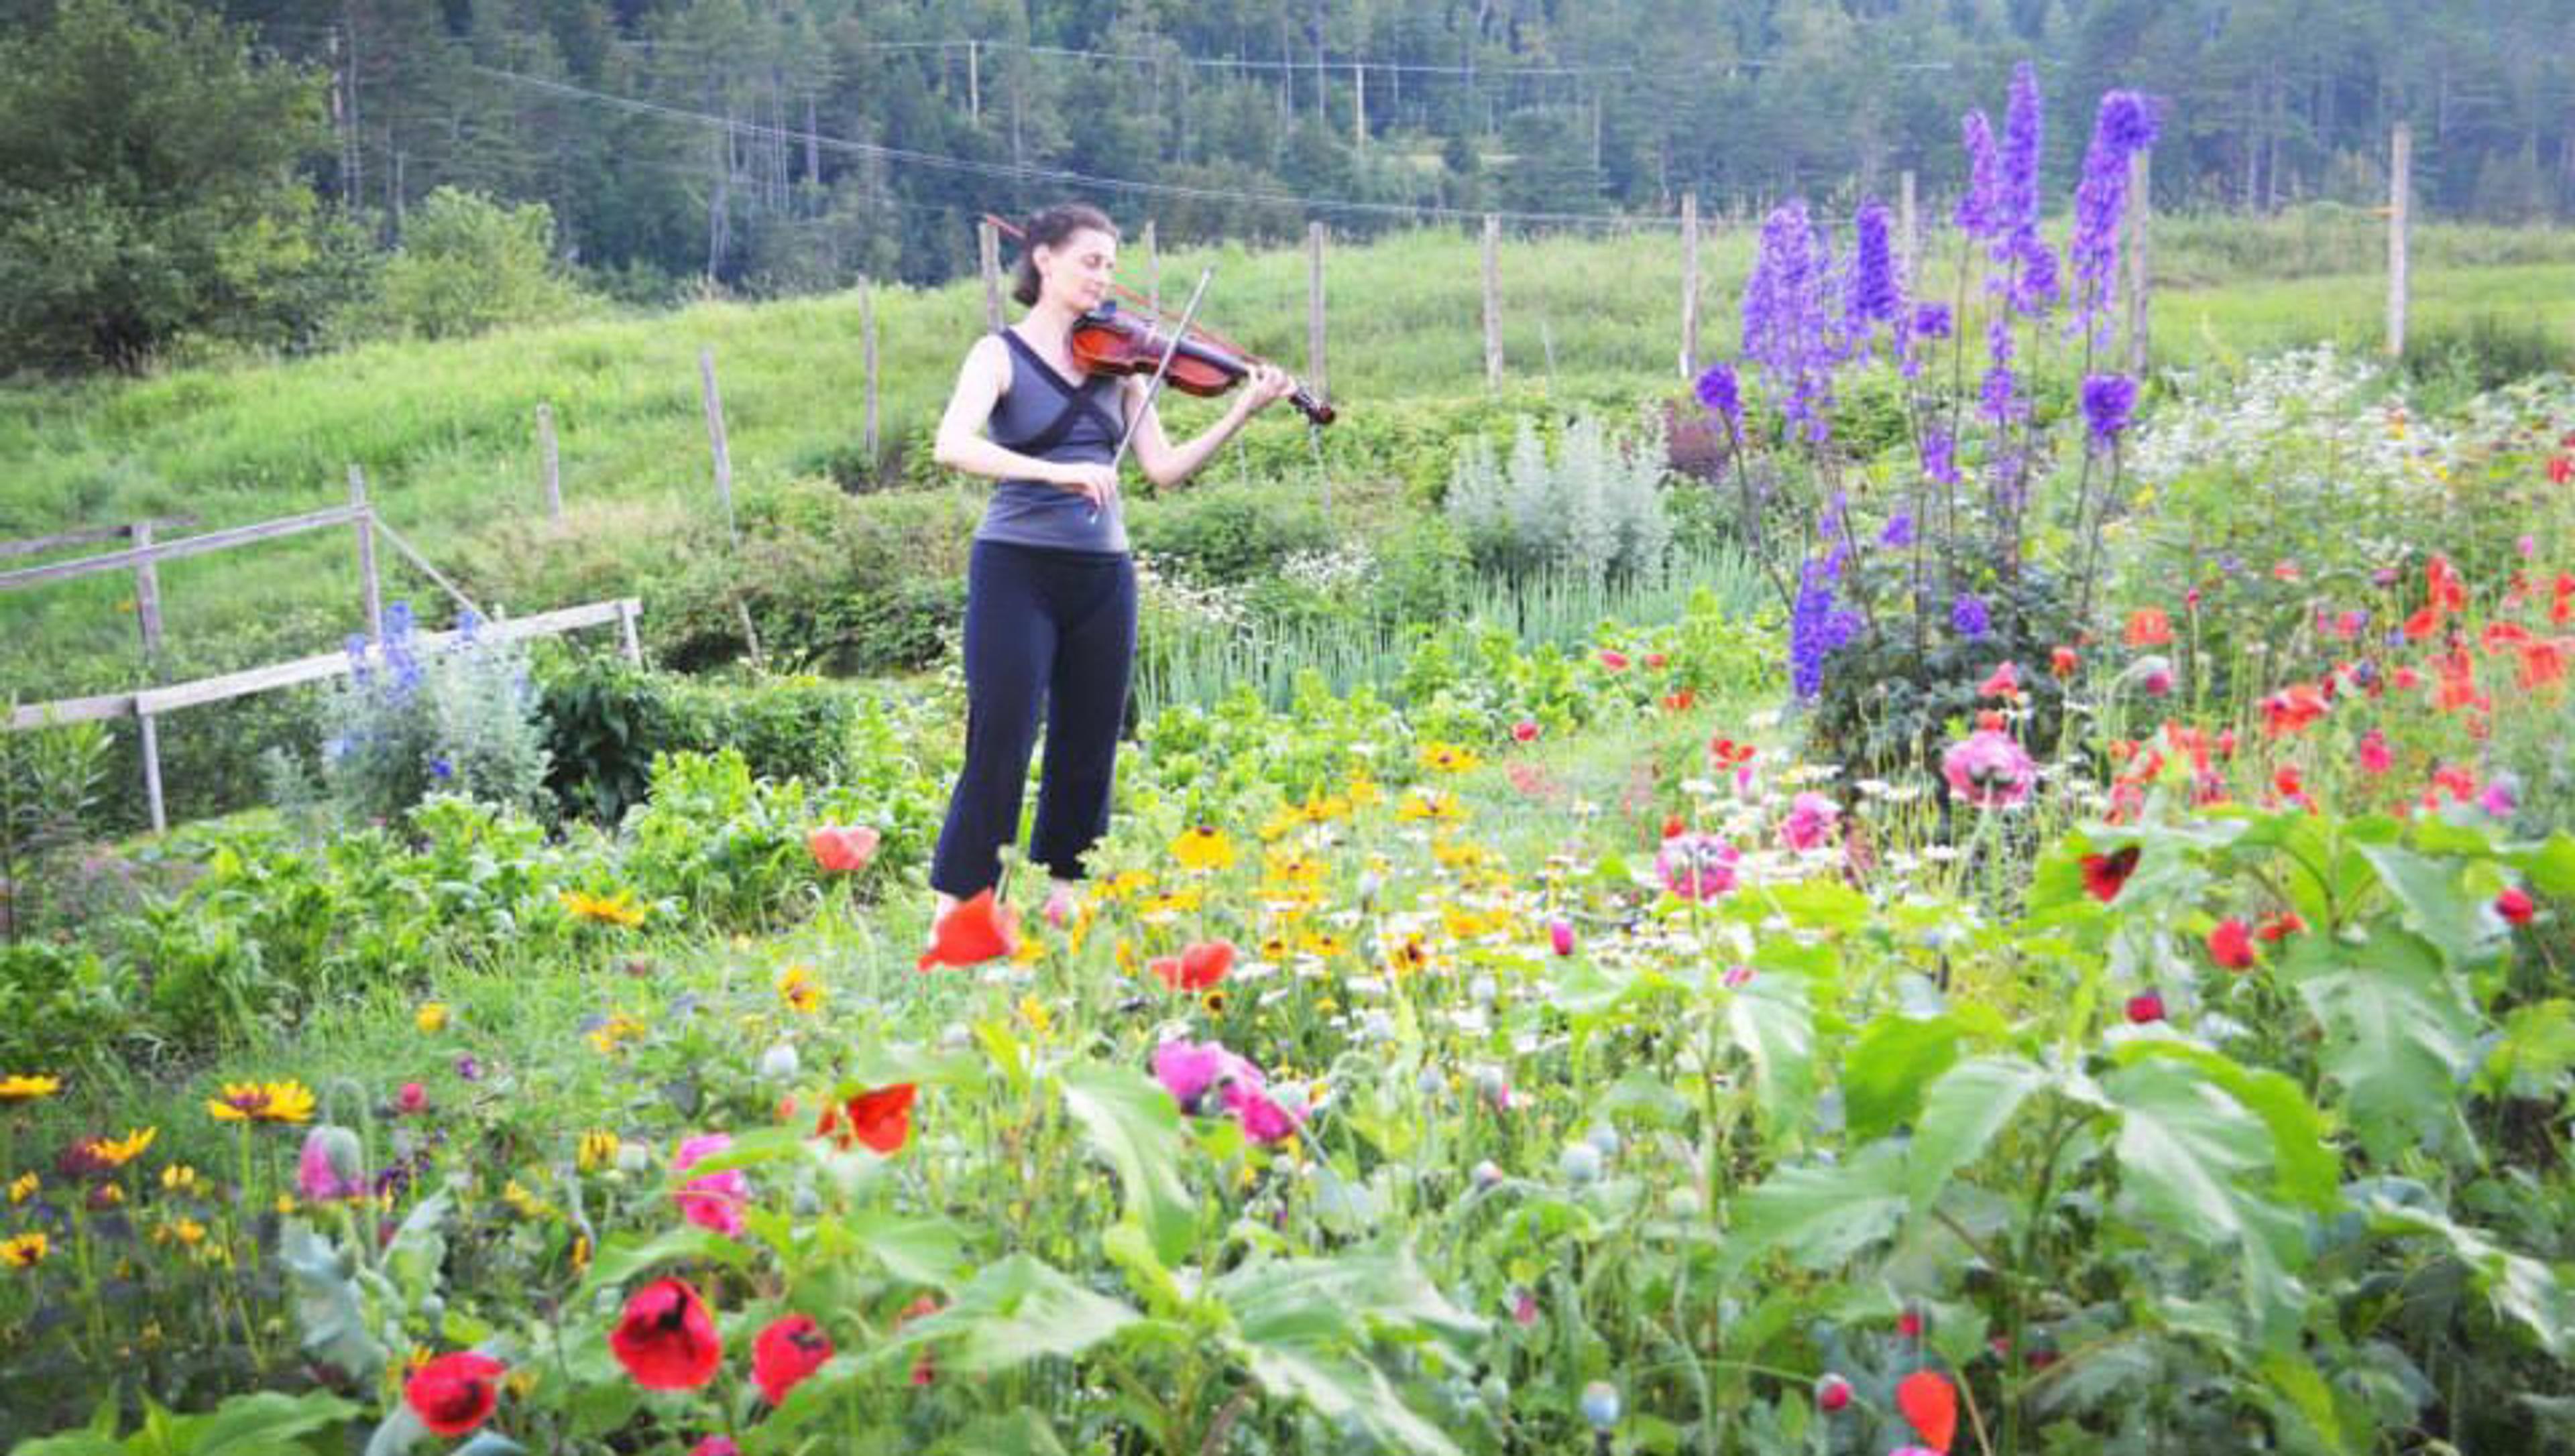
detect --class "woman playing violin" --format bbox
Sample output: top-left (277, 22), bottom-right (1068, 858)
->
top-left (926, 200), bottom-right (1295, 930)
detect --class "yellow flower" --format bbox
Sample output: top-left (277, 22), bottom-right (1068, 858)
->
top-left (501, 1180), bottom-right (555, 1220)
top-left (776, 964), bottom-right (823, 1016)
top-left (1200, 989), bottom-right (1229, 1017)
top-left (152, 1216), bottom-right (207, 1248)
top-left (1017, 995), bottom-right (1053, 1036)
top-left (1298, 789), bottom-right (1351, 825)
top-left (1262, 849), bottom-right (1326, 888)
top-left (1385, 935), bottom-right (1433, 977)
top-left (9, 1172), bottom-right (37, 1204)
top-left (207, 1080), bottom-right (315, 1124)
top-left (0, 1074), bottom-right (62, 1103)
top-left (1298, 930), bottom-right (1349, 959)
top-left (1137, 886), bottom-right (1204, 922)
top-left (1102, 869), bottom-right (1155, 901)
top-left (1397, 788), bottom-right (1463, 823)
top-left (274, 1193), bottom-right (298, 1216)
top-left (1344, 772), bottom-right (1383, 808)
top-left (1169, 825), bottom-right (1237, 872)
top-left (571, 1235), bottom-right (591, 1272)
top-left (1430, 836), bottom-right (1491, 871)
top-left (1416, 741), bottom-right (1481, 774)
top-left (160, 1164), bottom-right (198, 1193)
top-left (414, 1002), bottom-right (451, 1034)
top-left (587, 1013), bottom-right (645, 1056)
top-left (560, 888), bottom-right (648, 928)
top-left (577, 1130), bottom-right (620, 1173)
top-left (1, 1231), bottom-right (46, 1268)
top-left (1258, 804), bottom-right (1304, 841)
top-left (93, 1127), bottom-right (158, 1168)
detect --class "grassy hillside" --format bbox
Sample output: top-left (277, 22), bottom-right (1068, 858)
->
top-left (5, 212), bottom-right (2572, 703)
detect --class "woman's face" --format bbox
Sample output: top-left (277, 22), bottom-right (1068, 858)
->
top-left (1037, 227), bottom-right (1117, 312)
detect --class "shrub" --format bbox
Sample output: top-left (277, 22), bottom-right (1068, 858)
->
top-left (1443, 412), bottom-right (1672, 583)
top-left (1127, 481), bottom-right (1334, 585)
top-left (343, 187), bottom-right (591, 342)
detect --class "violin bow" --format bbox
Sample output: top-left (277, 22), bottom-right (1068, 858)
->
top-left (1092, 265), bottom-right (1216, 524)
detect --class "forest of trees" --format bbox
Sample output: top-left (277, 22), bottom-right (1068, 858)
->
top-left (4, 0), bottom-right (2571, 369)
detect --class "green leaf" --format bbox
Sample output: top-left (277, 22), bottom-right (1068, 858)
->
top-left (1725, 968), bottom-right (1815, 1136)
top-left (576, 1223), bottom-right (755, 1300)
top-left (1907, 1056), bottom-right (2045, 1216)
top-left (276, 1221), bottom-right (386, 1382)
top-left (2104, 1058), bottom-right (2309, 1341)
top-left (190, 1390), bottom-right (363, 1456)
top-left (2295, 930), bottom-right (2480, 1162)
top-left (838, 1211), bottom-right (970, 1289)
top-left (1723, 1140), bottom-right (1906, 1273)
top-left (1841, 1013), bottom-right (1958, 1144)
top-left (2508, 834), bottom-right (2575, 900)
top-left (2365, 1199), bottom-right (2570, 1357)
top-left (2478, 999), bottom-right (2575, 1098)
top-left (2255, 1352), bottom-right (2352, 1452)
top-left (1219, 1248), bottom-right (1482, 1456)
top-left (2358, 844), bottom-right (2495, 968)
top-left (926, 1411), bottom-right (1071, 1456)
top-left (1057, 1060), bottom-right (1200, 1266)
top-left (1236, 1340), bottom-right (1462, 1456)
top-left (1762, 875), bottom-right (1870, 933)
top-left (2112, 1041), bottom-right (2339, 1209)
top-left (905, 1254), bottom-right (1140, 1375)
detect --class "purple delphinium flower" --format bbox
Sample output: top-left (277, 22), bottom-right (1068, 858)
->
top-left (1879, 512), bottom-right (1915, 548)
top-left (1740, 200), bottom-right (1837, 445)
top-left (2081, 373), bottom-right (2139, 443)
top-left (1840, 201), bottom-right (1902, 358)
top-left (1788, 548), bottom-right (1863, 699)
top-left (1900, 302), bottom-right (1953, 379)
top-left (1955, 111), bottom-right (2002, 241)
top-left (1919, 427), bottom-right (1959, 485)
top-left (1999, 62), bottom-right (2043, 240)
top-left (1952, 591), bottom-right (1992, 640)
top-left (1694, 362), bottom-right (1743, 428)
top-left (2069, 90), bottom-right (2161, 343)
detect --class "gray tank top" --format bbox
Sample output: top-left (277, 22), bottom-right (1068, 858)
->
top-left (976, 328), bottom-right (1130, 554)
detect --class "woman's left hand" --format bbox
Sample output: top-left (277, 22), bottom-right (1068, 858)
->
top-left (1239, 363), bottom-right (1296, 415)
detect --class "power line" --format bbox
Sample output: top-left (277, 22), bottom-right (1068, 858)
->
top-left (470, 64), bottom-right (1703, 229)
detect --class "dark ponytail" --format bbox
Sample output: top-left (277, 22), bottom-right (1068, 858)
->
top-left (1010, 202), bottom-right (1118, 308)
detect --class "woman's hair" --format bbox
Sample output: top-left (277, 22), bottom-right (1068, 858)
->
top-left (1011, 202), bottom-right (1118, 308)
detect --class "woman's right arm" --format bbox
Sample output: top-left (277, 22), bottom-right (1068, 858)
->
top-left (931, 337), bottom-right (1117, 508)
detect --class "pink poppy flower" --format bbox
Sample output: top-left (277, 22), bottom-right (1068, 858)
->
top-left (672, 1134), bottom-right (749, 1237)
top-left (1779, 791), bottom-right (1839, 851)
top-left (1655, 832), bottom-right (1740, 900)
top-left (1941, 728), bottom-right (2037, 809)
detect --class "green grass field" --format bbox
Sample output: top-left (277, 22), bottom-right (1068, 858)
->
top-left (5, 212), bottom-right (2572, 701)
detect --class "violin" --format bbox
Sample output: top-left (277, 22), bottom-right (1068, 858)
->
top-left (1068, 302), bottom-right (1337, 427)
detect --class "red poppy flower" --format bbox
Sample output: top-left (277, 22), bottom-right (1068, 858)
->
top-left (1660, 688), bottom-right (1696, 712)
top-left (1896, 1368), bottom-right (1958, 1453)
top-left (806, 825), bottom-right (880, 875)
top-left (2497, 886), bottom-right (2537, 925)
top-left (2255, 910), bottom-right (2307, 942)
top-left (2049, 646), bottom-right (2079, 678)
top-left (405, 1351), bottom-right (505, 1436)
top-left (2207, 918), bottom-right (2256, 971)
top-left (2552, 454), bottom-right (2573, 485)
top-left (1151, 938), bottom-right (1235, 992)
top-left (917, 890), bottom-right (1019, 971)
top-left (1511, 719), bottom-right (1540, 743)
top-left (1978, 660), bottom-right (2020, 701)
top-left (1707, 737), bottom-right (1756, 768)
top-left (2124, 608), bottom-right (2173, 647)
top-left (2124, 989), bottom-right (2166, 1024)
top-left (752, 1314), bottom-right (834, 1406)
top-left (1660, 813), bottom-right (1686, 840)
top-left (818, 1083), bottom-right (916, 1155)
top-left (2079, 845), bottom-right (2140, 902)
top-left (1597, 648), bottom-right (1629, 670)
top-left (1642, 651), bottom-right (1668, 669)
top-left (611, 1278), bottom-right (722, 1390)
top-left (2259, 683), bottom-right (2330, 737)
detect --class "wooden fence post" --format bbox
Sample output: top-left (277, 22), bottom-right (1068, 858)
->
top-left (130, 520), bottom-right (163, 667)
top-left (617, 599), bottom-right (643, 664)
top-left (1143, 218), bottom-right (1160, 316)
top-left (349, 465), bottom-right (382, 643)
top-left (1898, 169), bottom-right (1919, 284)
top-left (1481, 214), bottom-right (1503, 389)
top-left (1306, 220), bottom-right (1328, 407)
top-left (536, 404), bottom-right (562, 522)
top-left (2387, 121), bottom-right (2411, 359)
top-left (138, 711), bottom-right (166, 834)
top-left (698, 348), bottom-right (738, 546)
top-left (2124, 149), bottom-right (2152, 374)
top-left (1679, 190), bottom-right (1700, 379)
top-left (860, 278), bottom-right (881, 464)
top-left (978, 218), bottom-right (1005, 332)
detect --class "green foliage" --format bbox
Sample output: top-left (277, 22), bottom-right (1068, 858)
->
top-left (345, 188), bottom-right (591, 343)
top-left (1444, 412), bottom-right (1673, 582)
top-left (1126, 481), bottom-right (1332, 586)
top-left (0, 0), bottom-right (363, 373)
top-left (0, 715), bottom-right (109, 939)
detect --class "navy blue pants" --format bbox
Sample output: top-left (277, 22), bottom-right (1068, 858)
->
top-left (930, 540), bottom-right (1137, 897)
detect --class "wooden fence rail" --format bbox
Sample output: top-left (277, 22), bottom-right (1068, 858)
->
top-left (8, 597), bottom-right (643, 833)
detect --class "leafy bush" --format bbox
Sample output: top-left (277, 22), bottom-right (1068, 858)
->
top-left (266, 601), bottom-right (553, 830)
top-left (0, 715), bottom-right (109, 939)
top-left (342, 187), bottom-right (591, 342)
top-left (1127, 480), bottom-right (1334, 585)
top-left (1443, 412), bottom-right (1672, 582)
